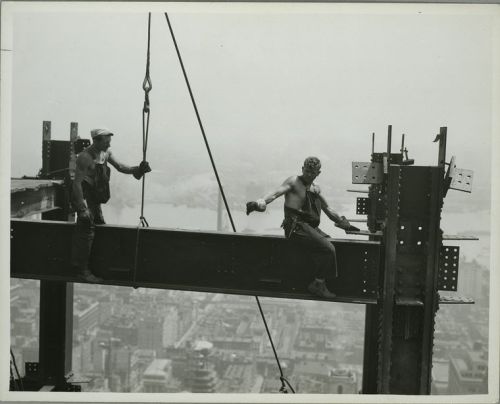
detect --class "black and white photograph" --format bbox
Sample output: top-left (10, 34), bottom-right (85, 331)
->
top-left (1, 2), bottom-right (499, 402)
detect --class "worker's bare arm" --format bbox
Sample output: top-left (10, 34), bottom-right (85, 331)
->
top-left (108, 151), bottom-right (138, 174)
top-left (72, 153), bottom-right (92, 212)
top-left (316, 187), bottom-right (342, 223)
top-left (261, 177), bottom-right (294, 205)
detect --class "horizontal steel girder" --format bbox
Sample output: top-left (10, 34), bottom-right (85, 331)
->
top-left (11, 181), bottom-right (63, 218)
top-left (11, 219), bottom-right (381, 304)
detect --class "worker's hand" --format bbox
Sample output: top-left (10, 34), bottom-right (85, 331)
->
top-left (77, 208), bottom-right (91, 225)
top-left (335, 216), bottom-right (360, 232)
top-left (246, 199), bottom-right (266, 215)
top-left (133, 161), bottom-right (151, 180)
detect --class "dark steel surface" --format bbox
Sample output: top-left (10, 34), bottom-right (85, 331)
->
top-left (38, 280), bottom-right (74, 386)
top-left (356, 197), bottom-right (370, 215)
top-left (419, 167), bottom-right (443, 393)
top-left (11, 184), bottom-right (60, 218)
top-left (37, 209), bottom-right (74, 390)
top-left (42, 140), bottom-right (72, 178)
top-left (362, 304), bottom-right (380, 394)
top-left (438, 245), bottom-right (460, 291)
top-left (11, 219), bottom-right (381, 303)
top-left (377, 165), bottom-right (401, 393)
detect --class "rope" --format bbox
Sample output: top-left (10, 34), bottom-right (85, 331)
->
top-left (133, 12), bottom-right (152, 286)
top-left (164, 12), bottom-right (294, 394)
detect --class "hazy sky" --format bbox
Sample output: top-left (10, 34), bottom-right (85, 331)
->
top-left (3, 4), bottom-right (497, 176)
top-left (2, 3), bottom-right (498, 214)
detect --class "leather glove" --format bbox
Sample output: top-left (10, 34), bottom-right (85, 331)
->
top-left (133, 161), bottom-right (152, 180)
top-left (246, 199), bottom-right (266, 215)
top-left (335, 216), bottom-right (360, 232)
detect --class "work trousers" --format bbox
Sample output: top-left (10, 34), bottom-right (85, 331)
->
top-left (285, 221), bottom-right (338, 279)
top-left (71, 201), bottom-right (105, 273)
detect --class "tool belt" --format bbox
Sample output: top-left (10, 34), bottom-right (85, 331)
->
top-left (281, 211), bottom-right (320, 238)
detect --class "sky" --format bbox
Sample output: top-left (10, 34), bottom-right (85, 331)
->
top-left (2, 2), bottom-right (498, 216)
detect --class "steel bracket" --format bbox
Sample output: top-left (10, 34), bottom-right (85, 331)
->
top-left (357, 197), bottom-right (370, 215)
top-left (438, 246), bottom-right (459, 291)
top-left (352, 162), bottom-right (383, 184)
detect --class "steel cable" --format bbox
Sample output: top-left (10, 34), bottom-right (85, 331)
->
top-left (133, 13), bottom-right (152, 286)
top-left (164, 11), bottom-right (295, 393)
top-left (10, 349), bottom-right (23, 391)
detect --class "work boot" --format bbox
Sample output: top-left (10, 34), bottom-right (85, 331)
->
top-left (308, 279), bottom-right (336, 299)
top-left (79, 270), bottom-right (103, 283)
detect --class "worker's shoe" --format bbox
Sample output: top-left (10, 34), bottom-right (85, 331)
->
top-left (79, 270), bottom-right (103, 283)
top-left (308, 279), bottom-right (336, 299)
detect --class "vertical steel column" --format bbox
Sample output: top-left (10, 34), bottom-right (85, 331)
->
top-left (38, 277), bottom-right (74, 386)
top-left (377, 164), bottom-right (400, 393)
top-left (38, 121), bottom-right (74, 389)
top-left (362, 304), bottom-right (380, 393)
top-left (419, 127), bottom-right (446, 392)
top-left (41, 121), bottom-right (51, 176)
top-left (69, 122), bottom-right (78, 181)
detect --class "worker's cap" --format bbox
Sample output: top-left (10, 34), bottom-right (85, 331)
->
top-left (90, 128), bottom-right (114, 139)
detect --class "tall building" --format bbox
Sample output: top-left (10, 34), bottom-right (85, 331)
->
top-left (184, 341), bottom-right (218, 393)
top-left (73, 301), bottom-right (100, 334)
top-left (457, 261), bottom-right (484, 299)
top-left (162, 307), bottom-right (179, 348)
top-left (138, 316), bottom-right (163, 354)
top-left (326, 368), bottom-right (358, 394)
top-left (431, 359), bottom-right (450, 394)
top-left (142, 359), bottom-right (175, 393)
top-left (448, 344), bottom-right (488, 394)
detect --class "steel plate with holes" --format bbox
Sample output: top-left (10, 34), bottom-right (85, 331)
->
top-left (356, 197), bottom-right (370, 215)
top-left (352, 162), bottom-right (383, 184)
top-left (438, 246), bottom-right (459, 291)
top-left (450, 169), bottom-right (473, 193)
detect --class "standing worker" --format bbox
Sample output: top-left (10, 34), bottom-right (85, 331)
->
top-left (71, 128), bottom-right (151, 282)
top-left (246, 157), bottom-right (358, 298)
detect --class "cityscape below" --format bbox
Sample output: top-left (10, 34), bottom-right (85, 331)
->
top-left (10, 257), bottom-right (489, 394)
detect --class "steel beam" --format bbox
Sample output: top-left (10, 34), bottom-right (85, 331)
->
top-left (11, 219), bottom-right (381, 304)
top-left (11, 180), bottom-right (62, 218)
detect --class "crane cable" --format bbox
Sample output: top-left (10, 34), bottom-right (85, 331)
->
top-left (140, 11), bottom-right (152, 228)
top-left (164, 12), bottom-right (295, 394)
top-left (10, 349), bottom-right (23, 391)
top-left (133, 12), bottom-right (152, 286)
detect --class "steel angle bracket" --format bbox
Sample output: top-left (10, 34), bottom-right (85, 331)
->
top-left (352, 162), bottom-right (383, 184)
top-left (356, 197), bottom-right (370, 215)
top-left (438, 245), bottom-right (459, 291)
top-left (450, 168), bottom-right (473, 193)
top-left (445, 156), bottom-right (473, 194)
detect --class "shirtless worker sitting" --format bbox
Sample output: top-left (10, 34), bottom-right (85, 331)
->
top-left (71, 128), bottom-right (151, 283)
top-left (246, 156), bottom-right (358, 299)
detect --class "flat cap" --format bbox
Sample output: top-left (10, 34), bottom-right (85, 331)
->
top-left (90, 128), bottom-right (114, 138)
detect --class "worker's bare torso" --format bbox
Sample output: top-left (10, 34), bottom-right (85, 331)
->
top-left (77, 148), bottom-right (109, 186)
top-left (284, 175), bottom-right (320, 211)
